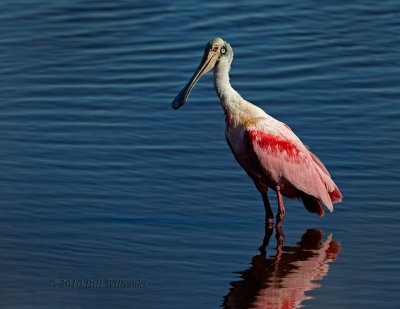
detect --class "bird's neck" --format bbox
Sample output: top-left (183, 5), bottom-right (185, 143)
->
top-left (213, 61), bottom-right (243, 119)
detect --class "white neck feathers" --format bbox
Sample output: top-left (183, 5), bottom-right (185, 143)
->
top-left (213, 59), bottom-right (242, 116)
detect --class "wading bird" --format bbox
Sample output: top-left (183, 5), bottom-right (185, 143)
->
top-left (172, 38), bottom-right (342, 226)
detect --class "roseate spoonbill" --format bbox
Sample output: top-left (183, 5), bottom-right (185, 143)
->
top-left (172, 37), bottom-right (342, 225)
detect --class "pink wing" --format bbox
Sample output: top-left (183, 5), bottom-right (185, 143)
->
top-left (247, 124), bottom-right (342, 211)
top-left (308, 151), bottom-right (342, 203)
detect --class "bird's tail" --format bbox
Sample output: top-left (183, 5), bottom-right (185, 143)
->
top-left (329, 186), bottom-right (343, 203)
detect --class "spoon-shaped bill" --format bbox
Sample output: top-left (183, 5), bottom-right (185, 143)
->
top-left (172, 45), bottom-right (218, 110)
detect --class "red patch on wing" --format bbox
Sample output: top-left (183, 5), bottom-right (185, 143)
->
top-left (248, 130), bottom-right (301, 157)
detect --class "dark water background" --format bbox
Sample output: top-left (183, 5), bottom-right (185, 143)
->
top-left (1, 1), bottom-right (399, 308)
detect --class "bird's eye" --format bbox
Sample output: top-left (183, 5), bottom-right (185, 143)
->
top-left (221, 47), bottom-right (226, 55)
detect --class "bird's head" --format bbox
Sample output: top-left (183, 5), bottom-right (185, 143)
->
top-left (172, 37), bottom-right (232, 110)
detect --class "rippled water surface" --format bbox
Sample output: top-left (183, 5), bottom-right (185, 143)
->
top-left (1, 1), bottom-right (399, 308)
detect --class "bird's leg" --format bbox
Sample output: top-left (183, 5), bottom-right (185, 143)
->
top-left (275, 187), bottom-right (286, 227)
top-left (275, 222), bottom-right (285, 246)
top-left (261, 192), bottom-right (274, 228)
top-left (258, 220), bottom-right (274, 255)
top-left (275, 223), bottom-right (285, 259)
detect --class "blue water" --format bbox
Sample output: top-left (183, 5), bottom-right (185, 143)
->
top-left (1, 1), bottom-right (399, 308)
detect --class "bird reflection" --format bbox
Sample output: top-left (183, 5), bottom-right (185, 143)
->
top-left (223, 226), bottom-right (340, 309)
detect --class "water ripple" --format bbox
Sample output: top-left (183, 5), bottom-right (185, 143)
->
top-left (1, 1), bottom-right (400, 308)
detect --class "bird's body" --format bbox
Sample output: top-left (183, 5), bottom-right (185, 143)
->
top-left (172, 38), bottom-right (342, 225)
